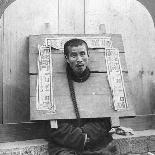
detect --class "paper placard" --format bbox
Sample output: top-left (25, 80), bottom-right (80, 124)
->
top-left (36, 45), bottom-right (56, 112)
top-left (105, 48), bottom-right (128, 111)
top-left (45, 36), bottom-right (112, 50)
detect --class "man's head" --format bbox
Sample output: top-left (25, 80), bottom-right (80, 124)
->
top-left (64, 39), bottom-right (89, 75)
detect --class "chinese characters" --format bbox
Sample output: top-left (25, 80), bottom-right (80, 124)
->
top-left (105, 48), bottom-right (128, 111)
top-left (36, 45), bottom-right (56, 112)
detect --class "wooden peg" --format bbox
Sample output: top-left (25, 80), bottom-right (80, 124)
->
top-left (110, 116), bottom-right (120, 127)
top-left (99, 24), bottom-right (106, 34)
top-left (50, 120), bottom-right (58, 128)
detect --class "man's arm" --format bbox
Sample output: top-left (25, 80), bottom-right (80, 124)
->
top-left (48, 121), bottom-right (86, 151)
top-left (81, 118), bottom-right (112, 145)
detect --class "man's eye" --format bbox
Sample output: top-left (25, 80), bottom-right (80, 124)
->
top-left (70, 53), bottom-right (77, 57)
top-left (80, 52), bottom-right (86, 56)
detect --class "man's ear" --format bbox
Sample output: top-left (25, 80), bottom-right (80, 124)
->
top-left (65, 55), bottom-right (69, 63)
top-left (87, 51), bottom-right (90, 57)
top-left (65, 55), bottom-right (67, 59)
top-left (66, 59), bottom-right (70, 63)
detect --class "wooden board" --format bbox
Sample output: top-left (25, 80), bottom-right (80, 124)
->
top-left (120, 115), bottom-right (155, 131)
top-left (30, 72), bottom-right (135, 120)
top-left (30, 96), bottom-right (135, 120)
top-left (29, 34), bottom-right (125, 53)
top-left (29, 34), bottom-right (135, 120)
top-left (30, 73), bottom-right (130, 97)
top-left (0, 122), bottom-right (48, 143)
top-left (29, 49), bottom-right (128, 74)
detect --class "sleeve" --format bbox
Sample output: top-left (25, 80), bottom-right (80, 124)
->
top-left (48, 121), bottom-right (86, 151)
top-left (81, 118), bottom-right (111, 145)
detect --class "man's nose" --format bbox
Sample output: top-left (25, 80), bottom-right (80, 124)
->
top-left (77, 55), bottom-right (82, 62)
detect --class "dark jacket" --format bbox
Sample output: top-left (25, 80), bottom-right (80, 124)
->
top-left (47, 118), bottom-right (113, 155)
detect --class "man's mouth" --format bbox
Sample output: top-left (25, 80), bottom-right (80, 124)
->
top-left (76, 64), bottom-right (84, 68)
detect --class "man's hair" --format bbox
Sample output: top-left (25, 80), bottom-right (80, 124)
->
top-left (64, 38), bottom-right (88, 57)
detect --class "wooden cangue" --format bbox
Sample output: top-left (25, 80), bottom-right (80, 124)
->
top-left (29, 34), bottom-right (135, 126)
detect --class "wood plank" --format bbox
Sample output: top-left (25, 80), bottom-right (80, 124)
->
top-left (0, 122), bottom-right (48, 143)
top-left (3, 0), bottom-right (59, 123)
top-left (0, 15), bottom-right (3, 124)
top-left (29, 34), bottom-right (125, 54)
top-left (30, 72), bottom-right (131, 97)
top-left (59, 0), bottom-right (84, 34)
top-left (0, 115), bottom-right (154, 143)
top-left (29, 50), bottom-right (128, 74)
top-left (30, 94), bottom-right (135, 120)
top-left (30, 72), bottom-right (135, 120)
top-left (120, 115), bottom-right (155, 131)
top-left (111, 117), bottom-right (120, 127)
top-left (111, 34), bottom-right (124, 53)
top-left (151, 115), bottom-right (155, 129)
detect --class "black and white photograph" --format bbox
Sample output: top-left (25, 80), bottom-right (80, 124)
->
top-left (0, 0), bottom-right (155, 154)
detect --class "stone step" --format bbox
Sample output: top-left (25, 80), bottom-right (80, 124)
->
top-left (112, 130), bottom-right (155, 154)
top-left (0, 130), bottom-right (155, 155)
top-left (0, 139), bottom-right (48, 155)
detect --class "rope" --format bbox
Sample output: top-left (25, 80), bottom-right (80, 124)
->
top-left (66, 66), bottom-right (81, 127)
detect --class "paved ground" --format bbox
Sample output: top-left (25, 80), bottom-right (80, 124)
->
top-left (0, 130), bottom-right (155, 155)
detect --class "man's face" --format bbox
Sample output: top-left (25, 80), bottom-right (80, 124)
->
top-left (67, 44), bottom-right (89, 74)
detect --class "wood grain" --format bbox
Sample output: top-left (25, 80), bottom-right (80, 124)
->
top-left (30, 95), bottom-right (135, 120)
top-left (0, 15), bottom-right (3, 123)
top-left (29, 50), bottom-right (128, 74)
top-left (59, 0), bottom-right (84, 34)
top-left (30, 73), bottom-right (131, 97)
top-left (29, 34), bottom-right (125, 53)
top-left (0, 122), bottom-right (49, 143)
top-left (120, 115), bottom-right (155, 131)
top-left (30, 72), bottom-right (135, 120)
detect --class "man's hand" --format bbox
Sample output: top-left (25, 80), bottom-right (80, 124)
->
top-left (109, 126), bottom-right (134, 136)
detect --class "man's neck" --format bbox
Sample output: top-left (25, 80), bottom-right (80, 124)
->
top-left (74, 70), bottom-right (86, 77)
top-left (67, 64), bottom-right (90, 83)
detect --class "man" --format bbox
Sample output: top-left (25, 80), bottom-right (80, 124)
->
top-left (48, 39), bottom-right (116, 155)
